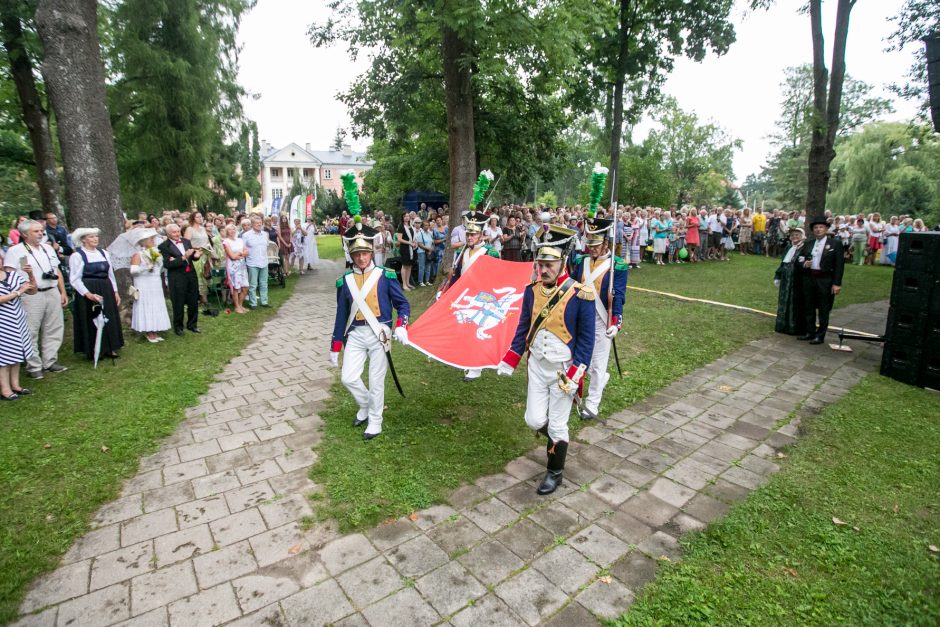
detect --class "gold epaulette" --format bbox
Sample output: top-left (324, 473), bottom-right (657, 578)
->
top-left (576, 283), bottom-right (595, 301)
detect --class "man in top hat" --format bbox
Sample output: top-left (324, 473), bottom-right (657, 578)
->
top-left (568, 217), bottom-right (627, 420)
top-left (497, 225), bottom-right (595, 495)
top-left (441, 210), bottom-right (500, 382)
top-left (797, 215), bottom-right (844, 344)
top-left (330, 224), bottom-right (411, 440)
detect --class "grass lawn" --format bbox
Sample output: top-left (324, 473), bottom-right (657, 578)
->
top-left (615, 373), bottom-right (940, 626)
top-left (311, 288), bottom-right (770, 532)
top-left (628, 253), bottom-right (893, 313)
top-left (316, 234), bottom-right (344, 260)
top-left (0, 277), bottom-right (297, 623)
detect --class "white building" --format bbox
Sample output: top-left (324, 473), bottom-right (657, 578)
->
top-left (259, 141), bottom-right (374, 210)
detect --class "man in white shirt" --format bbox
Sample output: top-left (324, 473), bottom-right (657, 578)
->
top-left (797, 215), bottom-right (844, 344)
top-left (3, 219), bottom-right (69, 379)
top-left (242, 215), bottom-right (271, 308)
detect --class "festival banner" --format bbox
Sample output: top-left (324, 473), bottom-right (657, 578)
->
top-left (270, 197), bottom-right (281, 216)
top-left (305, 194), bottom-right (313, 219)
top-left (407, 255), bottom-right (533, 370)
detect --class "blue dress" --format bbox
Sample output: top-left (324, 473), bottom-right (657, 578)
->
top-left (0, 271), bottom-right (33, 366)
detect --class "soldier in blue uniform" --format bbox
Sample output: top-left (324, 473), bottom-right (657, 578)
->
top-left (497, 225), bottom-right (595, 495)
top-left (330, 224), bottom-right (410, 440)
top-left (568, 217), bottom-right (628, 420)
top-left (441, 210), bottom-right (500, 382)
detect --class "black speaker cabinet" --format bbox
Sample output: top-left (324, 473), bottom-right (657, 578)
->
top-left (880, 344), bottom-right (923, 387)
top-left (884, 307), bottom-right (927, 346)
top-left (895, 232), bottom-right (940, 274)
top-left (922, 354), bottom-right (940, 392)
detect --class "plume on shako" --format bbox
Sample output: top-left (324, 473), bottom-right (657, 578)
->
top-left (587, 162), bottom-right (609, 218)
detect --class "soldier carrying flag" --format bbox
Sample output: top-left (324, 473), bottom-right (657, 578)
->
top-left (569, 164), bottom-right (627, 420)
top-left (496, 225), bottom-right (595, 495)
top-left (329, 172), bottom-right (410, 441)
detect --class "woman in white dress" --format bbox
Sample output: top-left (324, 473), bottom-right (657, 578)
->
top-left (222, 224), bottom-right (249, 313)
top-left (881, 215), bottom-right (900, 266)
top-left (373, 223), bottom-right (387, 267)
top-left (129, 229), bottom-right (171, 343)
top-left (303, 219), bottom-right (319, 269)
top-left (290, 218), bottom-right (306, 275)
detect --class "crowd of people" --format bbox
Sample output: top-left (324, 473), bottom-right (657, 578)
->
top-left (0, 208), bottom-right (322, 401)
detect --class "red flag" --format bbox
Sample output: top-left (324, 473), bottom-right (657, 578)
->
top-left (305, 194), bottom-right (313, 219)
top-left (408, 255), bottom-right (533, 370)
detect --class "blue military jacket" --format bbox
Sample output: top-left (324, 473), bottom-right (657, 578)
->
top-left (330, 264), bottom-right (410, 352)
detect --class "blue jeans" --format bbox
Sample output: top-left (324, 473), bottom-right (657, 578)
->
top-left (753, 233), bottom-right (764, 255)
top-left (417, 252), bottom-right (429, 284)
top-left (430, 250), bottom-right (442, 281)
top-left (248, 265), bottom-right (268, 306)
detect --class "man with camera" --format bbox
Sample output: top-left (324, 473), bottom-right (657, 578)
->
top-left (3, 219), bottom-right (69, 379)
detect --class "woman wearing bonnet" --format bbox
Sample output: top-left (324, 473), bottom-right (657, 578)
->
top-left (129, 228), bottom-right (171, 343)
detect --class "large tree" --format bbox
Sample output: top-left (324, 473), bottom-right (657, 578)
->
top-left (0, 0), bottom-right (62, 217)
top-left (35, 0), bottom-right (123, 245)
top-left (596, 0), bottom-right (736, 206)
top-left (310, 0), bottom-right (602, 231)
top-left (107, 0), bottom-right (255, 212)
top-left (885, 0), bottom-right (940, 117)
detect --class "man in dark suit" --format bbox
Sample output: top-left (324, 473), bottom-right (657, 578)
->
top-left (158, 223), bottom-right (200, 336)
top-left (798, 215), bottom-right (844, 344)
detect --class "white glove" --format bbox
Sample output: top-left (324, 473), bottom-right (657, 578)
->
top-left (496, 361), bottom-right (514, 377)
top-left (394, 326), bottom-right (409, 345)
top-left (605, 326), bottom-right (618, 339)
top-left (774, 279), bottom-right (781, 288)
top-left (329, 352), bottom-right (339, 367)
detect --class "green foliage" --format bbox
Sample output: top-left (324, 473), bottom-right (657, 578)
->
top-left (827, 122), bottom-right (940, 220)
top-left (616, 374), bottom-right (940, 625)
top-left (311, 0), bottom-right (609, 201)
top-left (616, 143), bottom-right (675, 209)
top-left (647, 97), bottom-right (740, 207)
top-left (0, 278), bottom-right (297, 623)
top-left (759, 65), bottom-right (894, 211)
top-left (535, 190), bottom-right (557, 207)
top-left (107, 0), bottom-right (255, 212)
top-left (885, 1), bottom-right (940, 117)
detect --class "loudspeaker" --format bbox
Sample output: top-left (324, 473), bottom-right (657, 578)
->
top-left (885, 306), bottom-right (927, 346)
top-left (880, 344), bottom-right (923, 387)
top-left (895, 231), bottom-right (940, 273)
top-left (925, 33), bottom-right (940, 134)
top-left (921, 354), bottom-right (940, 391)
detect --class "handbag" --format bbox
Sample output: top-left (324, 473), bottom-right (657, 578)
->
top-left (128, 285), bottom-right (140, 301)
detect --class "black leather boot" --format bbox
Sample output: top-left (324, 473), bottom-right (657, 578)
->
top-left (537, 439), bottom-right (568, 495)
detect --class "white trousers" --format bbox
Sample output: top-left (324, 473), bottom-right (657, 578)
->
top-left (584, 316), bottom-right (611, 414)
top-left (22, 288), bottom-right (64, 373)
top-left (524, 353), bottom-right (574, 443)
top-left (341, 325), bottom-right (388, 435)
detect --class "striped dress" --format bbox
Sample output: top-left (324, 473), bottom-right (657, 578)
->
top-left (0, 271), bottom-right (33, 366)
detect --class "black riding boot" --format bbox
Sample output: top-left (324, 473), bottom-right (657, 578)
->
top-left (537, 439), bottom-right (568, 495)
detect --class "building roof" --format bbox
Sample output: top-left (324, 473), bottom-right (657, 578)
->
top-left (261, 142), bottom-right (373, 167)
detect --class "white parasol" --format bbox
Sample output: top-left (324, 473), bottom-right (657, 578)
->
top-left (107, 229), bottom-right (146, 270)
top-left (92, 306), bottom-right (108, 369)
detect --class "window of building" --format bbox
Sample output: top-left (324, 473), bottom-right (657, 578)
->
top-left (302, 168), bottom-right (314, 178)
top-left (324, 169), bottom-right (332, 180)
top-left (270, 167), bottom-right (282, 178)
top-left (273, 189), bottom-right (283, 199)
top-left (287, 168), bottom-right (295, 178)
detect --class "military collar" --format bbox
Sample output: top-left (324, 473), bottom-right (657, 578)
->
top-left (352, 262), bottom-right (376, 275)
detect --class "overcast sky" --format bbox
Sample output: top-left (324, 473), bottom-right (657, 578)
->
top-left (237, 0), bottom-right (922, 184)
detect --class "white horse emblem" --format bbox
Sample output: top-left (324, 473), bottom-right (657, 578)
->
top-left (450, 287), bottom-right (524, 340)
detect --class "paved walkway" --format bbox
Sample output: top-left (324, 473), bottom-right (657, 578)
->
top-left (14, 274), bottom-right (886, 627)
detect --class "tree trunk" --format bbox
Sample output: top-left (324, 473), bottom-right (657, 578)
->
top-left (440, 22), bottom-right (476, 273)
top-left (805, 0), bottom-right (855, 216)
top-left (608, 0), bottom-right (633, 208)
top-left (0, 9), bottom-right (63, 217)
top-left (35, 0), bottom-right (123, 242)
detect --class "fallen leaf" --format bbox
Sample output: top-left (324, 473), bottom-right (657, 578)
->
top-left (832, 517), bottom-right (847, 526)
top-left (288, 543), bottom-right (302, 555)
top-left (408, 512), bottom-right (418, 522)
top-left (718, 385), bottom-right (735, 393)
top-left (852, 526), bottom-right (860, 532)
top-left (658, 555), bottom-right (672, 562)
top-left (776, 452), bottom-right (786, 459)
top-left (928, 545), bottom-right (939, 554)
top-left (43, 443), bottom-right (52, 449)
top-left (784, 567), bottom-right (798, 577)
top-left (45, 514), bottom-right (55, 522)
top-left (100, 446), bottom-right (110, 453)
top-left (892, 503), bottom-right (900, 514)
top-left (383, 517), bottom-right (397, 525)
top-left (598, 575), bottom-right (612, 584)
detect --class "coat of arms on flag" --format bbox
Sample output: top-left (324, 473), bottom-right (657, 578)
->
top-left (407, 255), bottom-right (533, 370)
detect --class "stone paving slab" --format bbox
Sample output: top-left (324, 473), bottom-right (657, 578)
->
top-left (15, 272), bottom-right (887, 626)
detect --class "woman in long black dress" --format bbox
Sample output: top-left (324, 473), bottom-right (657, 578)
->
top-left (774, 226), bottom-right (807, 335)
top-left (397, 213), bottom-right (417, 291)
top-left (68, 228), bottom-right (124, 361)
